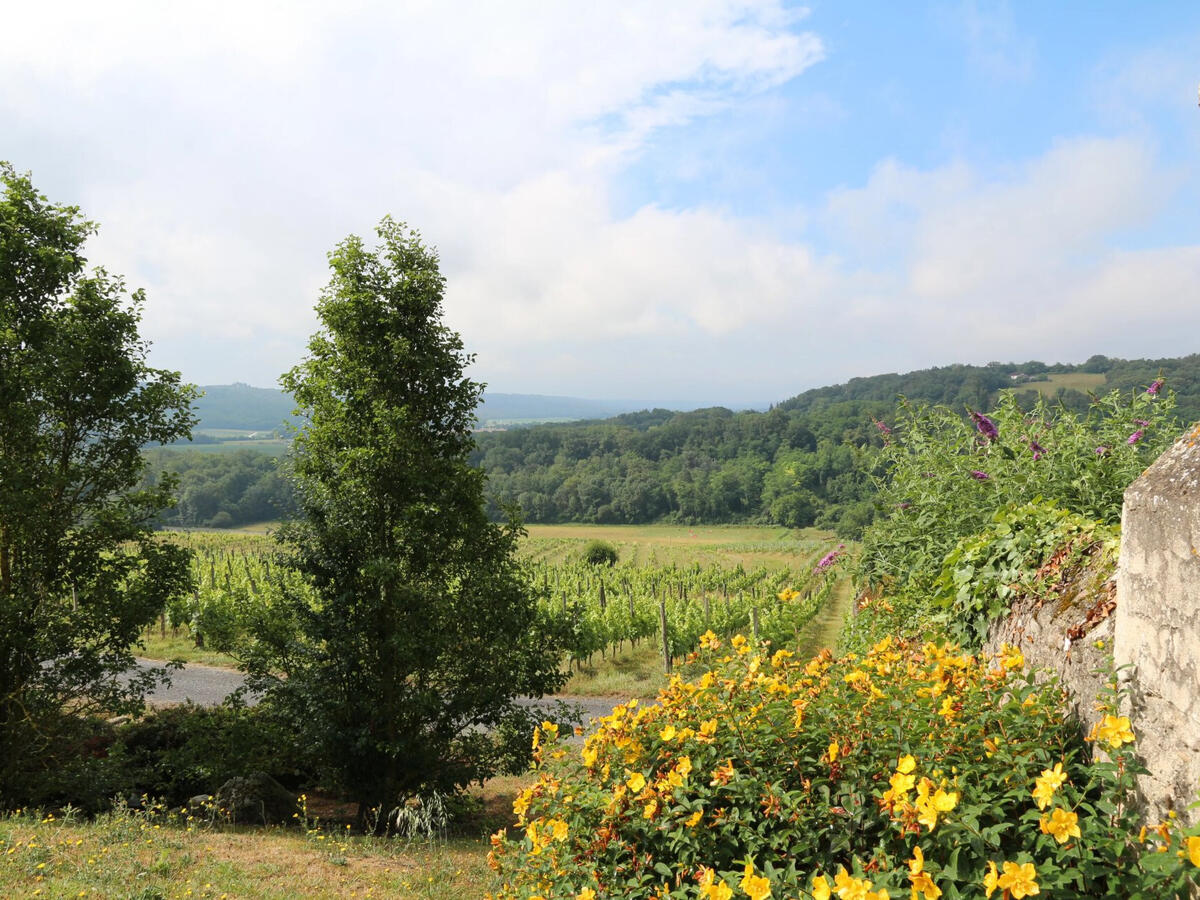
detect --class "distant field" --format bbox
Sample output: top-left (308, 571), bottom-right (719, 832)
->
top-left (170, 522), bottom-right (838, 567)
top-left (522, 522), bottom-right (838, 570)
top-left (160, 438), bottom-right (291, 456)
top-left (476, 416), bottom-right (581, 429)
top-left (194, 428), bottom-right (283, 439)
top-left (1012, 372), bottom-right (1107, 396)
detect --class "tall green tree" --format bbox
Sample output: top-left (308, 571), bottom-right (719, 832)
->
top-left (0, 163), bottom-right (197, 803)
top-left (247, 218), bottom-right (565, 831)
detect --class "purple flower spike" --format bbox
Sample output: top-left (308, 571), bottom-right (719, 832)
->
top-left (814, 549), bottom-right (844, 572)
top-left (971, 411), bottom-right (999, 442)
top-left (873, 419), bottom-right (891, 435)
top-left (1127, 429), bottom-right (1144, 445)
top-left (970, 470), bottom-right (990, 480)
top-left (1147, 379), bottom-right (1163, 396)
top-left (1029, 440), bottom-right (1046, 461)
top-left (1133, 419), bottom-right (1150, 427)
top-left (1095, 446), bottom-right (1109, 456)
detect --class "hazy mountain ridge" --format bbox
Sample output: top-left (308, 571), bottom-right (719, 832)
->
top-left (191, 383), bottom-right (633, 432)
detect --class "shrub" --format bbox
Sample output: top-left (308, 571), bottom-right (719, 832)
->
top-left (859, 386), bottom-right (1177, 595)
top-left (111, 703), bottom-right (316, 806)
top-left (488, 634), bottom-right (1200, 899)
top-left (583, 540), bottom-right (619, 567)
top-left (932, 500), bottom-right (1119, 649)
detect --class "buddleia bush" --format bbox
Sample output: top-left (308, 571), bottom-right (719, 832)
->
top-left (859, 384), bottom-right (1177, 595)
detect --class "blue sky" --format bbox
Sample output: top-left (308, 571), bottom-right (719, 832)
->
top-left (2, 1), bottom-right (1198, 408)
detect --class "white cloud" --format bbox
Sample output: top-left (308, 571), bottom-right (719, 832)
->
top-left (3, 3), bottom-right (1197, 405)
top-left (2, 1), bottom-right (826, 394)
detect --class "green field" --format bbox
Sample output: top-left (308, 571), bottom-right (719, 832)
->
top-left (159, 437), bottom-right (292, 456)
top-left (1013, 372), bottom-right (1107, 396)
top-left (522, 522), bottom-right (833, 571)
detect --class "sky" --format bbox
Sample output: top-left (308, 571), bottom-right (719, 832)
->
top-left (3, 1), bottom-right (1198, 409)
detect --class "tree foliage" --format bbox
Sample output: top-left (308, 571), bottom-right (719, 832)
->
top-left (0, 163), bottom-right (197, 803)
top-left (242, 218), bottom-right (565, 830)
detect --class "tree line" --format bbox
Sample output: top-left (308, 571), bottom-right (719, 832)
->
top-left (144, 354), bottom-right (1200, 538)
top-left (470, 355), bottom-right (1200, 536)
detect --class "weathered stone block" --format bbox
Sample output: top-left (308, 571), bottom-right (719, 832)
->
top-left (1115, 421), bottom-right (1200, 824)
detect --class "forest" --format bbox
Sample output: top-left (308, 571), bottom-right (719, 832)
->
top-left (151, 354), bottom-right (1200, 535)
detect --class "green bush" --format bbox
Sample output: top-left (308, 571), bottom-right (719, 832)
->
top-left (582, 540), bottom-right (619, 567)
top-left (488, 634), bottom-right (1200, 899)
top-left (859, 385), bottom-right (1177, 594)
top-left (932, 501), bottom-right (1118, 649)
top-left (111, 703), bottom-right (316, 806)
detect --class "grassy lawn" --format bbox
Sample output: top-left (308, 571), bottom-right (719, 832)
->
top-left (0, 808), bottom-right (505, 899)
top-left (561, 642), bottom-right (669, 699)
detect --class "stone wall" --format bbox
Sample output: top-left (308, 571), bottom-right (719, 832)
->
top-left (1115, 422), bottom-right (1200, 823)
top-left (983, 422), bottom-right (1200, 824)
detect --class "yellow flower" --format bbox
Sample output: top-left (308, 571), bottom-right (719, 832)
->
top-left (740, 863), bottom-right (772, 900)
top-left (828, 741), bottom-right (840, 763)
top-left (643, 798), bottom-right (658, 819)
top-left (889, 770), bottom-right (916, 796)
top-left (907, 846), bottom-right (926, 876)
top-left (1031, 763), bottom-right (1067, 811)
top-left (896, 755), bottom-right (917, 774)
top-left (832, 866), bottom-right (889, 900)
top-left (982, 861), bottom-right (999, 898)
top-left (578, 889), bottom-right (596, 900)
top-left (1039, 808), bottom-right (1081, 844)
top-left (660, 724), bottom-right (677, 741)
top-left (914, 778), bottom-right (957, 831)
top-left (811, 875), bottom-right (831, 900)
top-left (909, 848), bottom-right (942, 898)
top-left (698, 868), bottom-right (733, 900)
top-left (685, 809), bottom-right (703, 827)
top-left (997, 861), bottom-right (1039, 899)
top-left (627, 772), bottom-right (646, 793)
top-left (910, 871), bottom-right (941, 900)
top-left (550, 818), bottom-right (568, 842)
top-left (1189, 836), bottom-right (1200, 867)
top-left (1000, 644), bottom-right (1025, 670)
top-left (1088, 714), bottom-right (1135, 749)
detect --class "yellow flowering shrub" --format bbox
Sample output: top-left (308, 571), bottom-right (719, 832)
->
top-left (488, 634), bottom-right (1199, 899)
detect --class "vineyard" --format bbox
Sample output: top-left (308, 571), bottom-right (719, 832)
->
top-left (147, 528), bottom-right (850, 675)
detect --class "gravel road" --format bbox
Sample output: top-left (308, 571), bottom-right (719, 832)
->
top-left (136, 658), bottom-right (631, 728)
top-left (135, 658), bottom-right (256, 706)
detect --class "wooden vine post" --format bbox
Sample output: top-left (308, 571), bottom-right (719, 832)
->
top-left (659, 598), bottom-right (672, 675)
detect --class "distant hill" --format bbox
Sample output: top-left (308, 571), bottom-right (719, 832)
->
top-left (476, 393), bottom-right (630, 424)
top-left (190, 384), bottom-right (631, 432)
top-left (471, 353), bottom-right (1200, 535)
top-left (193, 383), bottom-right (298, 432)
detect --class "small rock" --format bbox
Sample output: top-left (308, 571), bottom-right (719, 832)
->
top-left (214, 773), bottom-right (296, 825)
